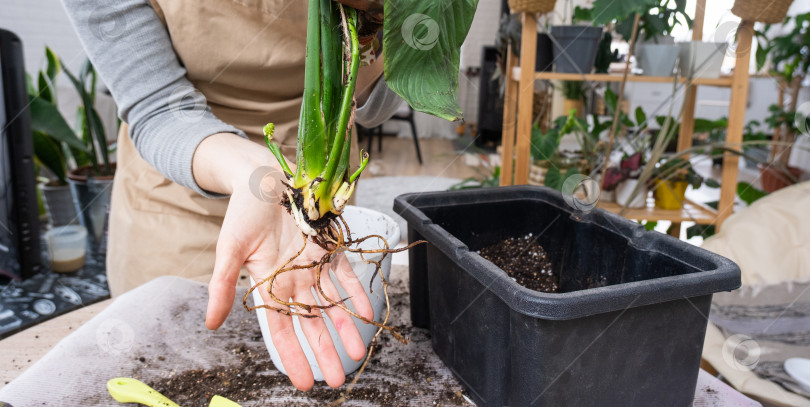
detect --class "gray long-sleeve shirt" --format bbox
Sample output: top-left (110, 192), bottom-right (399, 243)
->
top-left (60, 0), bottom-right (401, 197)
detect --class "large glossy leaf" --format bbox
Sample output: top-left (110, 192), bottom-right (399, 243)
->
top-left (383, 0), bottom-right (478, 121)
top-left (32, 130), bottom-right (67, 184)
top-left (29, 97), bottom-right (88, 152)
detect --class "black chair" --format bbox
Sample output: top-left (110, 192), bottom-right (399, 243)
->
top-left (359, 103), bottom-right (423, 165)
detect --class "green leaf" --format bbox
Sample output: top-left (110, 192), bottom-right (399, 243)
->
top-left (26, 73), bottom-right (37, 96)
top-left (705, 200), bottom-right (718, 210)
top-left (643, 220), bottom-right (657, 231)
top-left (573, 6), bottom-right (593, 23)
top-left (634, 106), bottom-right (647, 129)
top-left (604, 88), bottom-right (618, 114)
top-left (737, 182), bottom-right (767, 205)
top-left (530, 126), bottom-right (562, 161)
top-left (45, 47), bottom-right (61, 82)
top-left (32, 131), bottom-right (67, 184)
top-left (591, 0), bottom-right (655, 25)
top-left (64, 64), bottom-right (112, 174)
top-left (544, 166), bottom-right (563, 190)
top-left (686, 224), bottom-right (715, 239)
top-left (37, 72), bottom-right (54, 104)
top-left (383, 0), bottom-right (479, 121)
top-left (704, 178), bottom-right (720, 188)
top-left (29, 97), bottom-right (88, 152)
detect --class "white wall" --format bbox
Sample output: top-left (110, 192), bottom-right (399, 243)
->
top-left (1, 0), bottom-right (89, 82)
top-left (2, 0), bottom-right (118, 143)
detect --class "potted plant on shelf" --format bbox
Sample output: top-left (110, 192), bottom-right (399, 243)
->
top-left (27, 47), bottom-right (87, 227)
top-left (549, 3), bottom-right (603, 74)
top-left (755, 12), bottom-right (810, 192)
top-left (649, 157), bottom-right (704, 210)
top-left (631, 0), bottom-right (692, 76)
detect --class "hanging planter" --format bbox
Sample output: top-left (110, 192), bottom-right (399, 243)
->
top-left (678, 41), bottom-right (727, 78)
top-left (731, 0), bottom-right (795, 24)
top-left (508, 0), bottom-right (557, 14)
top-left (550, 26), bottom-right (602, 74)
top-left (395, 186), bottom-right (740, 407)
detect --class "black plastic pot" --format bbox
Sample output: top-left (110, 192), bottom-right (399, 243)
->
top-left (394, 186), bottom-right (740, 407)
top-left (535, 33), bottom-right (553, 72)
top-left (549, 26), bottom-right (602, 74)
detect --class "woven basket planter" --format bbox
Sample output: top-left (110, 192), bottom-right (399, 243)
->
top-left (508, 0), bottom-right (557, 14)
top-left (731, 0), bottom-right (794, 23)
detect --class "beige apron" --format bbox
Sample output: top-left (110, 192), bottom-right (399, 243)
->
top-left (108, 0), bottom-right (313, 295)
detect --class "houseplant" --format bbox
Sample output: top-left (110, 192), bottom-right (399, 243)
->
top-left (395, 187), bottom-right (740, 406)
top-left (27, 47), bottom-right (86, 227)
top-left (630, 0), bottom-right (691, 76)
top-left (57, 58), bottom-right (116, 253)
top-left (755, 12), bottom-right (810, 192)
top-left (250, 0), bottom-right (479, 386)
top-left (571, 7), bottom-right (620, 74)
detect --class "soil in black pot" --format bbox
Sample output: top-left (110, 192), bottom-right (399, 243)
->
top-left (479, 234), bottom-right (559, 293)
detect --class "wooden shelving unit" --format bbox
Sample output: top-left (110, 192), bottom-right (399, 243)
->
top-left (499, 0), bottom-right (753, 232)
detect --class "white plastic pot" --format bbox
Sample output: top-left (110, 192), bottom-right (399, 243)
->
top-left (251, 206), bottom-right (400, 381)
top-left (615, 179), bottom-right (647, 208)
top-left (678, 41), bottom-right (727, 78)
top-left (638, 44), bottom-right (680, 76)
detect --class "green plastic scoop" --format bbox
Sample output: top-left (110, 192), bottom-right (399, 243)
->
top-left (107, 377), bottom-right (241, 407)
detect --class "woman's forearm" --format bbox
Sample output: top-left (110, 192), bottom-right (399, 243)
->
top-left (192, 133), bottom-right (280, 196)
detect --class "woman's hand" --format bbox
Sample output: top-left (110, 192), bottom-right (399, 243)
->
top-left (194, 133), bottom-right (374, 391)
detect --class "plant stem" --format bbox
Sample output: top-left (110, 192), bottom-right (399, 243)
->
top-left (600, 12), bottom-right (640, 189)
top-left (295, 0), bottom-right (327, 188)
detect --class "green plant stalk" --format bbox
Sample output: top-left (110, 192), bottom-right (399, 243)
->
top-left (265, 3), bottom-right (365, 234)
top-left (294, 0), bottom-right (328, 190)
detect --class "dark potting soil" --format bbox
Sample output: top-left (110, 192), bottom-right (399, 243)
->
top-left (147, 327), bottom-right (468, 406)
top-left (479, 234), bottom-right (559, 293)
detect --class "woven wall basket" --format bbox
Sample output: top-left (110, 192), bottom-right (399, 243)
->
top-left (731, 0), bottom-right (794, 23)
top-left (508, 0), bottom-right (557, 14)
